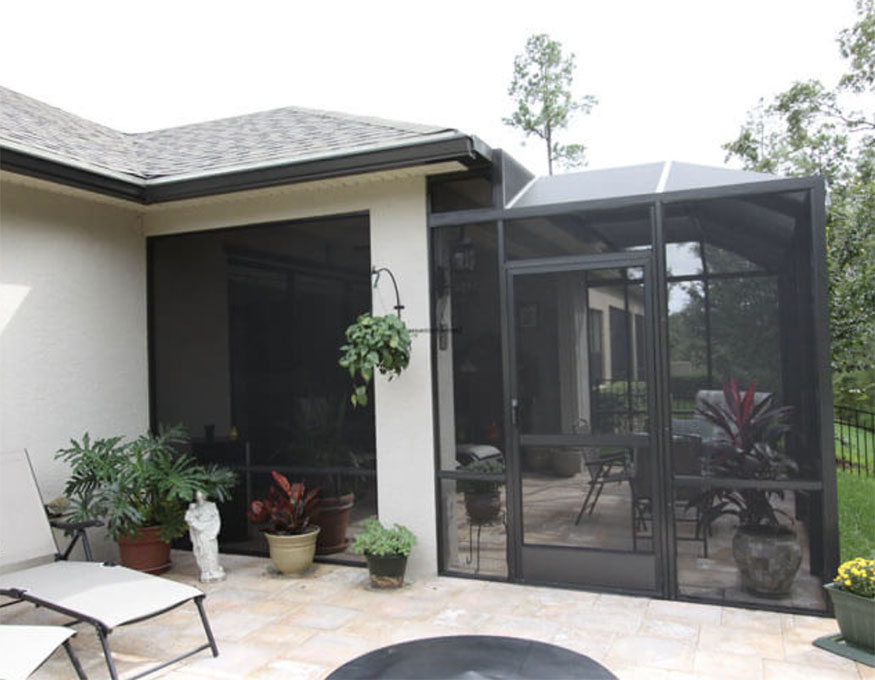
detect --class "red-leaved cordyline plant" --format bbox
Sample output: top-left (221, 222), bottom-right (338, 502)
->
top-left (693, 378), bottom-right (797, 529)
top-left (247, 471), bottom-right (320, 535)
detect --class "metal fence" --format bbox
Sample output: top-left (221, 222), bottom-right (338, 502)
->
top-left (834, 406), bottom-right (874, 478)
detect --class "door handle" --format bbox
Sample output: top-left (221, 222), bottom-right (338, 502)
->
top-left (511, 398), bottom-right (520, 426)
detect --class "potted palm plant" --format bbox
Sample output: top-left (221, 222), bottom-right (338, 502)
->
top-left (352, 518), bottom-right (416, 588)
top-left (57, 425), bottom-right (236, 574)
top-left (695, 378), bottom-right (800, 597)
top-left (247, 471), bottom-right (320, 574)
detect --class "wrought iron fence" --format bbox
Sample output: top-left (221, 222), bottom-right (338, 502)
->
top-left (834, 406), bottom-right (874, 478)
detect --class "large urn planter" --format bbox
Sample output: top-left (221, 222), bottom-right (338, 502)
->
top-left (824, 583), bottom-right (875, 652)
top-left (265, 526), bottom-right (320, 575)
top-left (732, 525), bottom-right (802, 598)
top-left (118, 526), bottom-right (172, 575)
top-left (314, 492), bottom-right (354, 555)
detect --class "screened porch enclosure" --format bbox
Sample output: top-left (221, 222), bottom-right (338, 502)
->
top-left (431, 163), bottom-right (835, 614)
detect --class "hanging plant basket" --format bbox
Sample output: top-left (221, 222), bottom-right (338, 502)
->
top-left (338, 313), bottom-right (411, 407)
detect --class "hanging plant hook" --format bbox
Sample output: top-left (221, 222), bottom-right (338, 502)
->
top-left (371, 266), bottom-right (404, 319)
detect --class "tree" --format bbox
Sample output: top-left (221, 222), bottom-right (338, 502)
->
top-left (504, 33), bottom-right (597, 175)
top-left (724, 0), bottom-right (875, 406)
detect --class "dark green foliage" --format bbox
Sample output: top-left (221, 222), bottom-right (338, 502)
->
top-left (338, 313), bottom-right (411, 407)
top-left (723, 0), bottom-right (875, 382)
top-left (351, 518), bottom-right (416, 557)
top-left (504, 33), bottom-right (597, 175)
top-left (57, 424), bottom-right (236, 542)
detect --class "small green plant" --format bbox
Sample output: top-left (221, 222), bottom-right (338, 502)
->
top-left (458, 459), bottom-right (506, 495)
top-left (247, 471), bottom-right (320, 535)
top-left (352, 518), bottom-right (416, 557)
top-left (338, 313), bottom-right (411, 407)
top-left (833, 557), bottom-right (875, 598)
top-left (57, 424), bottom-right (236, 542)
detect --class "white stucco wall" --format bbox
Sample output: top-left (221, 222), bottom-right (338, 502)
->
top-left (0, 178), bottom-right (149, 559)
top-left (143, 172), bottom-right (439, 578)
top-left (1, 168), bottom-right (443, 576)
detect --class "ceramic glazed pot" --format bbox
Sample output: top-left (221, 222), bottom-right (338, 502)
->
top-left (314, 493), bottom-right (354, 555)
top-left (365, 553), bottom-right (408, 589)
top-left (264, 526), bottom-right (320, 575)
top-left (118, 526), bottom-right (171, 575)
top-left (824, 583), bottom-right (875, 651)
top-left (732, 525), bottom-right (802, 597)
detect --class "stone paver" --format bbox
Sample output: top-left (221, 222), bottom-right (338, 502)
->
top-left (2, 551), bottom-right (869, 679)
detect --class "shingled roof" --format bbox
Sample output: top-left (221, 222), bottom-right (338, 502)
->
top-left (0, 86), bottom-right (490, 202)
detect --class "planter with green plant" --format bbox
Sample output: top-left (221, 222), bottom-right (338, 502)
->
top-left (247, 471), bottom-right (321, 575)
top-left (56, 425), bottom-right (236, 574)
top-left (823, 557), bottom-right (875, 654)
top-left (352, 518), bottom-right (416, 588)
top-left (695, 378), bottom-right (800, 597)
top-left (338, 312), bottom-right (411, 407)
top-left (458, 459), bottom-right (505, 523)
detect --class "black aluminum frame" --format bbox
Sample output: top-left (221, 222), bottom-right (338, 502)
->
top-left (429, 171), bottom-right (838, 614)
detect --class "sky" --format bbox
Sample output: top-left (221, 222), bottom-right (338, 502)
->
top-left (0, 0), bottom-right (861, 177)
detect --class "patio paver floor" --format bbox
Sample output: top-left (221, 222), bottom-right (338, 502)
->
top-left (3, 552), bottom-right (871, 679)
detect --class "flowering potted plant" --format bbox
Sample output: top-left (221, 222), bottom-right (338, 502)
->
top-left (247, 471), bottom-right (320, 575)
top-left (824, 558), bottom-right (875, 652)
top-left (352, 518), bottom-right (416, 588)
top-left (695, 378), bottom-right (800, 597)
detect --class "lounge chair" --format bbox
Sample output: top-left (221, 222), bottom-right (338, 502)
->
top-left (0, 624), bottom-right (86, 680)
top-left (0, 449), bottom-right (219, 679)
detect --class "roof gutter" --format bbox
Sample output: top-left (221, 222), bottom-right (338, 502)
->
top-left (0, 133), bottom-right (492, 205)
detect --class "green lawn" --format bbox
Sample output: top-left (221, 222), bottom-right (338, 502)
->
top-left (837, 469), bottom-right (875, 562)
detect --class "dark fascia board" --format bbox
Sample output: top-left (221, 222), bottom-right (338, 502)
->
top-left (1, 134), bottom-right (492, 205)
top-left (428, 175), bottom-right (823, 228)
top-left (0, 146), bottom-right (145, 202)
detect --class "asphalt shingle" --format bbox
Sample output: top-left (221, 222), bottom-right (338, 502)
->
top-left (0, 86), bottom-right (456, 181)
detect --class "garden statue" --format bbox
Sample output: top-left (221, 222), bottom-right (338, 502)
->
top-left (185, 491), bottom-right (225, 582)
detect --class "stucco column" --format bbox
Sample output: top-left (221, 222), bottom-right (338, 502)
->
top-left (369, 177), bottom-right (438, 579)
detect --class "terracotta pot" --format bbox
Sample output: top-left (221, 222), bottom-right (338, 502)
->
top-left (314, 492), bottom-right (354, 555)
top-left (118, 526), bottom-right (171, 575)
top-left (264, 526), bottom-right (320, 575)
top-left (365, 553), bottom-right (408, 589)
top-left (732, 525), bottom-right (802, 598)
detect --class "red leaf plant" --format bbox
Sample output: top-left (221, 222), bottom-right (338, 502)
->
top-left (693, 378), bottom-right (797, 529)
top-left (247, 471), bottom-right (320, 535)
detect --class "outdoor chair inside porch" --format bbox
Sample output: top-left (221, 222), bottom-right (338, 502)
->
top-left (0, 449), bottom-right (219, 680)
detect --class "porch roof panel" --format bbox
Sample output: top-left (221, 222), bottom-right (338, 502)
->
top-left (509, 161), bottom-right (782, 209)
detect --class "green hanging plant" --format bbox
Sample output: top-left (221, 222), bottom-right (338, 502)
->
top-left (338, 313), bottom-right (411, 407)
